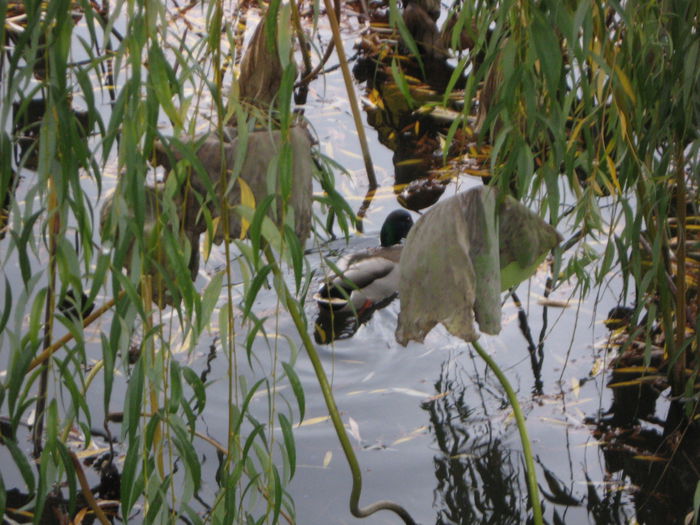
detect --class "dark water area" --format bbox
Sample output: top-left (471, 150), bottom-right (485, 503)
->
top-left (1, 3), bottom-right (696, 525)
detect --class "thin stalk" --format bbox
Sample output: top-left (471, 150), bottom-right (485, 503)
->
top-left (69, 451), bottom-right (111, 525)
top-left (296, 0), bottom-right (339, 87)
top-left (264, 247), bottom-right (417, 525)
top-left (32, 183), bottom-right (60, 458)
top-left (471, 339), bottom-right (543, 525)
top-left (672, 144), bottom-right (687, 395)
top-left (28, 293), bottom-right (121, 372)
top-left (290, 0), bottom-right (312, 78)
top-left (323, 0), bottom-right (377, 189)
top-left (143, 276), bottom-right (165, 478)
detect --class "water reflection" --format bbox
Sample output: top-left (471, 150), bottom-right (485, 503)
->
top-left (313, 294), bottom-right (397, 343)
top-left (422, 360), bottom-right (531, 524)
top-left (351, 0), bottom-right (486, 213)
top-left (13, 97), bottom-right (91, 171)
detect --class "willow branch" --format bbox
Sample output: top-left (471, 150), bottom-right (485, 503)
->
top-left (69, 451), bottom-right (112, 525)
top-left (322, 0), bottom-right (377, 189)
top-left (28, 292), bottom-right (124, 373)
top-left (264, 247), bottom-right (416, 524)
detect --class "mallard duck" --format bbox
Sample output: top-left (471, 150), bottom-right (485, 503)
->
top-left (315, 210), bottom-right (414, 314)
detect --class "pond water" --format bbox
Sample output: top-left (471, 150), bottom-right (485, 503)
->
top-left (184, 8), bottom-right (641, 525)
top-left (1, 2), bottom-right (690, 524)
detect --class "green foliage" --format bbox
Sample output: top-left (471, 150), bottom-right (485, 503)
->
top-left (0, 1), bottom-right (354, 523)
top-left (459, 0), bottom-right (699, 393)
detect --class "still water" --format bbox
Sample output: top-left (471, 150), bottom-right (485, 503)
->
top-left (0, 3), bottom-right (676, 524)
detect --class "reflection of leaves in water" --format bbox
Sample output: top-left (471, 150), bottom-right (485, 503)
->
top-left (422, 361), bottom-right (527, 524)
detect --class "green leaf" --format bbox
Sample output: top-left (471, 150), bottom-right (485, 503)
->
top-left (234, 378), bottom-right (266, 434)
top-left (123, 356), bottom-right (145, 442)
top-left (278, 413), bottom-right (296, 479)
top-left (282, 362), bottom-right (305, 423)
top-left (5, 437), bottom-right (35, 490)
top-left (272, 464), bottom-right (282, 524)
top-left (242, 264), bottom-right (272, 320)
top-left (0, 276), bottom-right (13, 337)
top-left (283, 224), bottom-right (303, 293)
top-left (182, 366), bottom-right (206, 414)
top-left (389, 0), bottom-right (424, 75)
top-left (389, 58), bottom-right (416, 108)
top-left (531, 11), bottom-right (562, 96)
top-left (148, 45), bottom-right (183, 128)
top-left (201, 271), bottom-right (223, 329)
top-left (169, 360), bottom-right (183, 413)
top-left (0, 472), bottom-right (6, 520)
top-left (121, 440), bottom-right (142, 516)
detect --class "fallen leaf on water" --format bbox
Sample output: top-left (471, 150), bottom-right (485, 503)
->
top-left (348, 417), bottom-right (362, 443)
top-left (450, 453), bottom-right (477, 460)
top-left (613, 366), bottom-right (659, 374)
top-left (392, 387), bottom-right (433, 398)
top-left (571, 377), bottom-right (580, 398)
top-left (424, 391), bottom-right (451, 402)
top-left (347, 390), bottom-right (366, 396)
top-left (391, 425), bottom-right (428, 446)
top-left (392, 435), bottom-right (418, 446)
top-left (633, 455), bottom-right (668, 462)
top-left (323, 451), bottom-right (333, 468)
top-left (591, 357), bottom-right (605, 376)
top-left (539, 417), bottom-right (570, 427)
top-left (74, 507), bottom-right (89, 525)
top-left (75, 447), bottom-right (110, 459)
top-left (361, 371), bottom-right (375, 382)
top-left (608, 376), bottom-right (665, 388)
top-left (296, 415), bottom-right (330, 428)
top-left (576, 440), bottom-right (608, 448)
top-left (537, 299), bottom-right (571, 308)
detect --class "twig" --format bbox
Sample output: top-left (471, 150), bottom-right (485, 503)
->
top-left (69, 451), bottom-right (112, 525)
top-left (323, 0), bottom-right (378, 189)
top-left (28, 292), bottom-right (124, 372)
top-left (264, 246), bottom-right (417, 524)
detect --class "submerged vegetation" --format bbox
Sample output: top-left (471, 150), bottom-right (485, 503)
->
top-left (0, 0), bottom-right (698, 524)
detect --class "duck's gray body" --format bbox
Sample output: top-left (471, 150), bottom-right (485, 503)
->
top-left (315, 210), bottom-right (413, 314)
top-left (316, 245), bottom-right (404, 313)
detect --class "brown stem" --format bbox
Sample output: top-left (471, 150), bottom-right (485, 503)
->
top-left (291, 0), bottom-right (313, 78)
top-left (323, 0), bottom-right (378, 189)
top-left (69, 451), bottom-right (112, 525)
top-left (33, 188), bottom-right (60, 458)
top-left (295, 0), bottom-right (340, 87)
top-left (264, 247), bottom-right (416, 524)
top-left (28, 292), bottom-right (122, 373)
top-left (672, 144), bottom-right (687, 396)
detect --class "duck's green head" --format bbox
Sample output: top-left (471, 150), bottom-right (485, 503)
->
top-left (380, 210), bottom-right (414, 247)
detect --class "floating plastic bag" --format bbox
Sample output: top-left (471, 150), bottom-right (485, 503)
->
top-left (155, 125), bottom-right (314, 245)
top-left (396, 186), bottom-right (561, 345)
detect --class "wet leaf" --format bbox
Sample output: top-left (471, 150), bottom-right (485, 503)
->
top-left (322, 450), bottom-right (333, 468)
top-left (608, 376), bottom-right (664, 388)
top-left (237, 178), bottom-right (256, 239)
top-left (348, 416), bottom-right (361, 443)
top-left (296, 415), bottom-right (330, 428)
top-left (632, 455), bottom-right (668, 463)
top-left (571, 377), bottom-right (580, 399)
